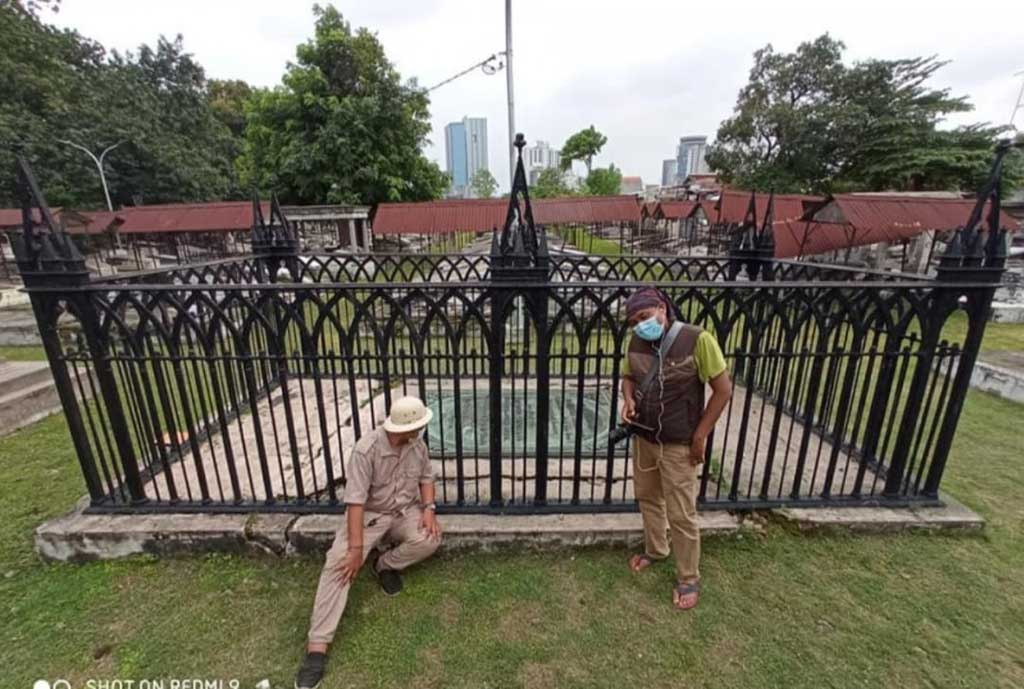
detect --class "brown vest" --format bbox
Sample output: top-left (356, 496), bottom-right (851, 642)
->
top-left (627, 323), bottom-right (705, 444)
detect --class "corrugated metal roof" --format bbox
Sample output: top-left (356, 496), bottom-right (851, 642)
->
top-left (819, 194), bottom-right (1020, 237)
top-left (534, 195), bottom-right (641, 225)
top-left (654, 200), bottom-right (697, 220)
top-left (0, 207), bottom-right (60, 229)
top-left (715, 190), bottom-right (823, 225)
top-left (114, 201), bottom-right (268, 234)
top-left (372, 196), bottom-right (641, 235)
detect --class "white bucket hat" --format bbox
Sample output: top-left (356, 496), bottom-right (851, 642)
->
top-left (382, 396), bottom-right (434, 433)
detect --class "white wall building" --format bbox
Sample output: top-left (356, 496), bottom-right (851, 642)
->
top-left (525, 140), bottom-right (562, 186)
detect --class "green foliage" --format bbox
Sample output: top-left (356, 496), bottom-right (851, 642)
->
top-left (469, 168), bottom-right (497, 199)
top-left (531, 167), bottom-right (573, 199)
top-left (0, 7), bottom-right (245, 207)
top-left (707, 34), bottom-right (1020, 194)
top-left (585, 164), bottom-right (622, 196)
top-left (560, 125), bottom-right (607, 174)
top-left (238, 5), bottom-right (447, 205)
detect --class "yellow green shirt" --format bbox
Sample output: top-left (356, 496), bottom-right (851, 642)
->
top-left (622, 330), bottom-right (727, 383)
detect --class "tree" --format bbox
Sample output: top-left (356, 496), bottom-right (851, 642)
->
top-left (585, 164), bottom-right (621, 196)
top-left (470, 168), bottom-right (497, 199)
top-left (561, 125), bottom-right (607, 175)
top-left (707, 34), bottom-right (1019, 194)
top-left (0, 7), bottom-right (242, 207)
top-left (239, 5), bottom-right (447, 205)
top-left (531, 167), bottom-right (572, 199)
top-left (208, 79), bottom-right (254, 139)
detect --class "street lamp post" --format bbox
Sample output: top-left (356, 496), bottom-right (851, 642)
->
top-left (505, 0), bottom-right (516, 187)
top-left (57, 139), bottom-right (124, 212)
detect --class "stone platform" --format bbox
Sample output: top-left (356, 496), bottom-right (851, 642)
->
top-left (34, 495), bottom-right (983, 563)
top-left (970, 351), bottom-right (1024, 404)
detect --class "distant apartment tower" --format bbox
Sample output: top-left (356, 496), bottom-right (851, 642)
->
top-left (444, 116), bottom-right (489, 197)
top-left (525, 140), bottom-right (562, 185)
top-left (676, 136), bottom-right (709, 178)
top-left (661, 159), bottom-right (678, 187)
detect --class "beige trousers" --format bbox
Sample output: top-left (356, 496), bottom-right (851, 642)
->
top-left (307, 508), bottom-right (440, 644)
top-left (632, 436), bottom-right (700, 583)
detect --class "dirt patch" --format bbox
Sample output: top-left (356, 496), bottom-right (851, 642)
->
top-left (517, 661), bottom-right (559, 688)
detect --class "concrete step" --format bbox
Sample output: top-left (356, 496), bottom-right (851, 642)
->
top-left (0, 360), bottom-right (54, 392)
top-left (0, 371), bottom-right (62, 437)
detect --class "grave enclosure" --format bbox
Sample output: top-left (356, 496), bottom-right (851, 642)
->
top-left (10, 138), bottom-right (1015, 516)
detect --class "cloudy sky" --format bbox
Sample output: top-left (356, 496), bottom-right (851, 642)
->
top-left (51, 0), bottom-right (1024, 193)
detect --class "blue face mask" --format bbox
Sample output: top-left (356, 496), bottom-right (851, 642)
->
top-left (633, 316), bottom-right (664, 341)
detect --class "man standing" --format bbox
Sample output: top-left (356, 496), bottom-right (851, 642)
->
top-left (620, 287), bottom-right (732, 611)
top-left (295, 396), bottom-right (442, 689)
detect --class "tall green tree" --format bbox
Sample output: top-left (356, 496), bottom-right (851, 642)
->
top-left (561, 125), bottom-right (607, 175)
top-left (239, 5), bottom-right (447, 205)
top-left (0, 7), bottom-right (243, 207)
top-left (469, 168), bottom-right (497, 199)
top-left (531, 167), bottom-right (573, 199)
top-left (585, 164), bottom-right (621, 196)
top-left (707, 34), bottom-right (1018, 194)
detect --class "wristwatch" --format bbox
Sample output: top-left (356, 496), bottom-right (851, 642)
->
top-left (421, 502), bottom-right (437, 512)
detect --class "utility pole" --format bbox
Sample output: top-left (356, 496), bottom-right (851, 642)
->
top-left (57, 139), bottom-right (124, 212)
top-left (505, 0), bottom-right (516, 187)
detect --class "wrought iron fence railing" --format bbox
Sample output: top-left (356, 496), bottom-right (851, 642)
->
top-left (10, 137), bottom-right (1017, 515)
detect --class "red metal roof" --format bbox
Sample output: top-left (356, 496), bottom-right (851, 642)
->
top-left (534, 195), bottom-right (641, 225)
top-left (776, 194), bottom-right (1020, 258)
top-left (654, 200), bottom-right (697, 220)
top-left (715, 190), bottom-right (823, 226)
top-left (114, 201), bottom-right (268, 235)
top-left (0, 207), bottom-right (59, 229)
top-left (372, 196), bottom-right (641, 235)
top-left (816, 194), bottom-right (1019, 237)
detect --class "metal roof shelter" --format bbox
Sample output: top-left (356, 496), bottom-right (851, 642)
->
top-left (372, 195), bottom-right (642, 235)
top-left (785, 194), bottom-right (1021, 258)
top-left (653, 200), bottom-right (698, 221)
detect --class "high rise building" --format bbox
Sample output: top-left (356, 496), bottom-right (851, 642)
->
top-left (444, 121), bottom-right (468, 194)
top-left (525, 140), bottom-right (562, 185)
top-left (444, 116), bottom-right (489, 197)
top-left (661, 159), bottom-right (678, 187)
top-left (676, 136), bottom-right (709, 178)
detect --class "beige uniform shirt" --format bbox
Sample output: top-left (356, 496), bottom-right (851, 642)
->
top-left (344, 427), bottom-right (433, 514)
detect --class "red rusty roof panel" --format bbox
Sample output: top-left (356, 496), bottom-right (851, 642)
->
top-left (715, 190), bottom-right (824, 226)
top-left (114, 201), bottom-right (268, 234)
top-left (654, 200), bottom-right (697, 220)
top-left (823, 194), bottom-right (1019, 239)
top-left (372, 196), bottom-right (641, 235)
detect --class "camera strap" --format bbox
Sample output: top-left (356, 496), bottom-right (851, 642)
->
top-left (636, 320), bottom-right (684, 399)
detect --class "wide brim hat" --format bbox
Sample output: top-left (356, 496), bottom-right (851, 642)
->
top-left (382, 396), bottom-right (434, 433)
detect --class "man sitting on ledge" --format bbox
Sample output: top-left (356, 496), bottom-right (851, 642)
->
top-left (295, 396), bottom-right (442, 689)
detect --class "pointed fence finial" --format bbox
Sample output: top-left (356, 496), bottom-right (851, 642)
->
top-left (10, 153), bottom-right (88, 286)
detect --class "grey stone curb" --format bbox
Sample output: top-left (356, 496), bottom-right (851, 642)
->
top-left (34, 495), bottom-right (983, 563)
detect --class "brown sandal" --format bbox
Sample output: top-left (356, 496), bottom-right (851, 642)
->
top-left (629, 553), bottom-right (659, 572)
top-left (673, 581), bottom-right (700, 610)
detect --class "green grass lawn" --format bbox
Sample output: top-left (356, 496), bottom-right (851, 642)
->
top-left (1, 385), bottom-right (1023, 688)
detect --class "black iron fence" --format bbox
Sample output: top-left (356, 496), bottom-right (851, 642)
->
top-left (11, 137), bottom-right (1016, 515)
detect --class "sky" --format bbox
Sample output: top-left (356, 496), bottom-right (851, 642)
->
top-left (49, 0), bottom-right (1024, 194)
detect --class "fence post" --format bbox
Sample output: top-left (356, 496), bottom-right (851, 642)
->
top-left (921, 140), bottom-right (1018, 498)
top-left (11, 153), bottom-right (147, 505)
top-left (489, 134), bottom-right (551, 507)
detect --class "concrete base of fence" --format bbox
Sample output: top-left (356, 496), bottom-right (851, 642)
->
top-left (35, 495), bottom-right (984, 563)
top-left (771, 493), bottom-right (984, 533)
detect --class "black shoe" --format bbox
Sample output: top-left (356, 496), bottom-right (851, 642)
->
top-left (294, 651), bottom-right (326, 689)
top-left (377, 567), bottom-right (403, 596)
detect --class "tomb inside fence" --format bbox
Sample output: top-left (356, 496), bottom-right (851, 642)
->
top-left (11, 137), bottom-right (1015, 514)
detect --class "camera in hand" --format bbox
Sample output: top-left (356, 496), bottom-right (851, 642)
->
top-left (608, 424), bottom-right (634, 446)
top-left (608, 420), bottom-right (654, 447)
